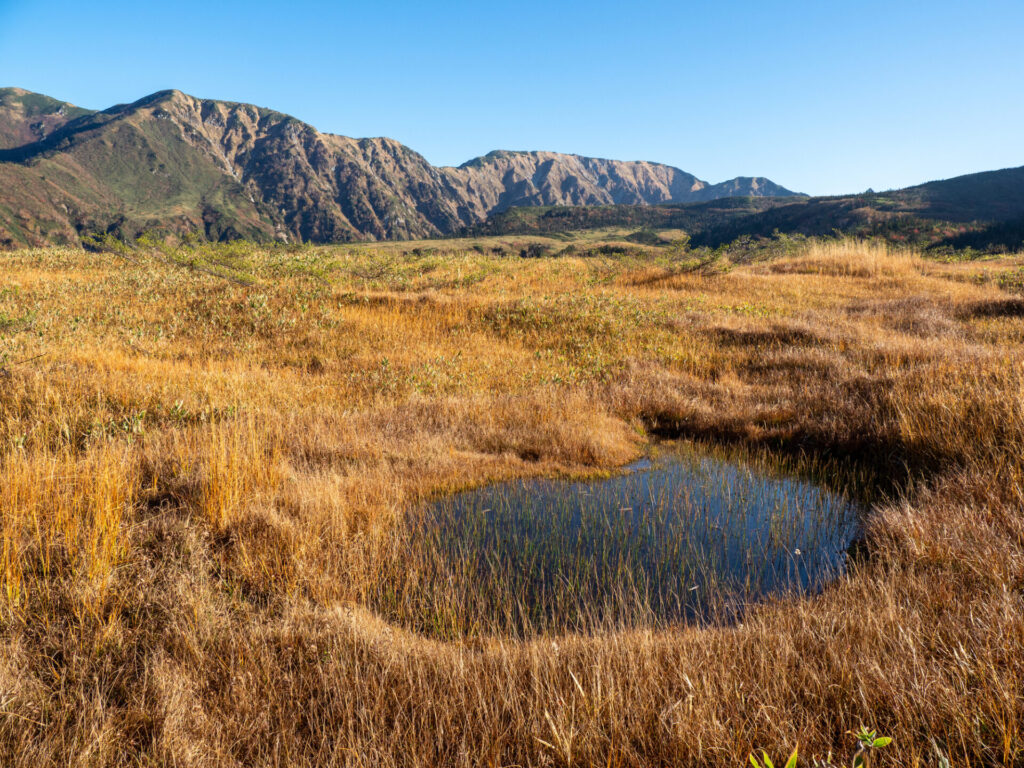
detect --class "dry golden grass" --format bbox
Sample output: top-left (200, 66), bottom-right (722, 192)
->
top-left (765, 240), bottom-right (923, 278)
top-left (0, 239), bottom-right (1022, 766)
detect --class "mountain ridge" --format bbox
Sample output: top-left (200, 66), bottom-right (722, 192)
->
top-left (469, 163), bottom-right (1024, 252)
top-left (0, 87), bottom-right (95, 151)
top-left (0, 87), bottom-right (800, 247)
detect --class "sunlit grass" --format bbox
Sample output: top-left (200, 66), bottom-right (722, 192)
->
top-left (0, 238), bottom-right (1022, 765)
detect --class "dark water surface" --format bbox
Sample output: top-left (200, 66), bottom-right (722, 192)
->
top-left (409, 445), bottom-right (863, 631)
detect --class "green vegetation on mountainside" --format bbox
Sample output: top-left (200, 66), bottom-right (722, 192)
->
top-left (0, 88), bottom-right (799, 248)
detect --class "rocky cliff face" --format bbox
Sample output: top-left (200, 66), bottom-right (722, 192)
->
top-left (0, 88), bottom-right (800, 247)
top-left (443, 150), bottom-right (709, 217)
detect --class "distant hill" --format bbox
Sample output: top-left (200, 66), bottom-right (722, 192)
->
top-left (469, 197), bottom-right (793, 237)
top-left (472, 165), bottom-right (1024, 252)
top-left (686, 166), bottom-right (1024, 249)
top-left (0, 87), bottom-right (94, 150)
top-left (0, 88), bottom-right (800, 248)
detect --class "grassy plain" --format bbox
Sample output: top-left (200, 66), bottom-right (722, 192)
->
top-left (0, 236), bottom-right (1022, 766)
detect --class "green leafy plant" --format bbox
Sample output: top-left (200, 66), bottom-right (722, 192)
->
top-left (850, 727), bottom-right (891, 768)
top-left (750, 728), bottom-right (892, 768)
top-left (750, 747), bottom-right (799, 768)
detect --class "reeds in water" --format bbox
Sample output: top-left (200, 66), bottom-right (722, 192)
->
top-left (371, 444), bottom-right (865, 638)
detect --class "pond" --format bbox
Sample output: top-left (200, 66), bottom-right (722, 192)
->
top-left (372, 444), bottom-right (865, 638)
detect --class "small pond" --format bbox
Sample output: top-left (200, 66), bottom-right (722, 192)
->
top-left (376, 444), bottom-right (864, 637)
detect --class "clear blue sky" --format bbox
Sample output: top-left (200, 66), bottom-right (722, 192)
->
top-left (1, 0), bottom-right (1022, 196)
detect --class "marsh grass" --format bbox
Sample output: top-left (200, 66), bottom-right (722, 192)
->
top-left (766, 240), bottom-right (922, 278)
top-left (1, 442), bottom-right (138, 628)
top-left (0, 238), bottom-right (1022, 766)
top-left (374, 444), bottom-right (863, 638)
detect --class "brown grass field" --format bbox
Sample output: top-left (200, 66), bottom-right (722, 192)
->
top-left (0, 237), bottom-right (1022, 766)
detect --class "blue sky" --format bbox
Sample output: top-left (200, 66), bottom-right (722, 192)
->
top-left (1, 0), bottom-right (1022, 196)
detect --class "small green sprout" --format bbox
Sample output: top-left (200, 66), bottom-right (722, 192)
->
top-left (749, 747), bottom-right (799, 768)
top-left (852, 726), bottom-right (891, 750)
top-left (750, 727), bottom-right (892, 768)
top-left (850, 727), bottom-right (891, 768)
top-left (847, 729), bottom-right (888, 768)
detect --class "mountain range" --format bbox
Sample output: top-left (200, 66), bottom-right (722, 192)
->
top-left (473, 165), bottom-right (1024, 253)
top-left (0, 87), bottom-right (799, 248)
